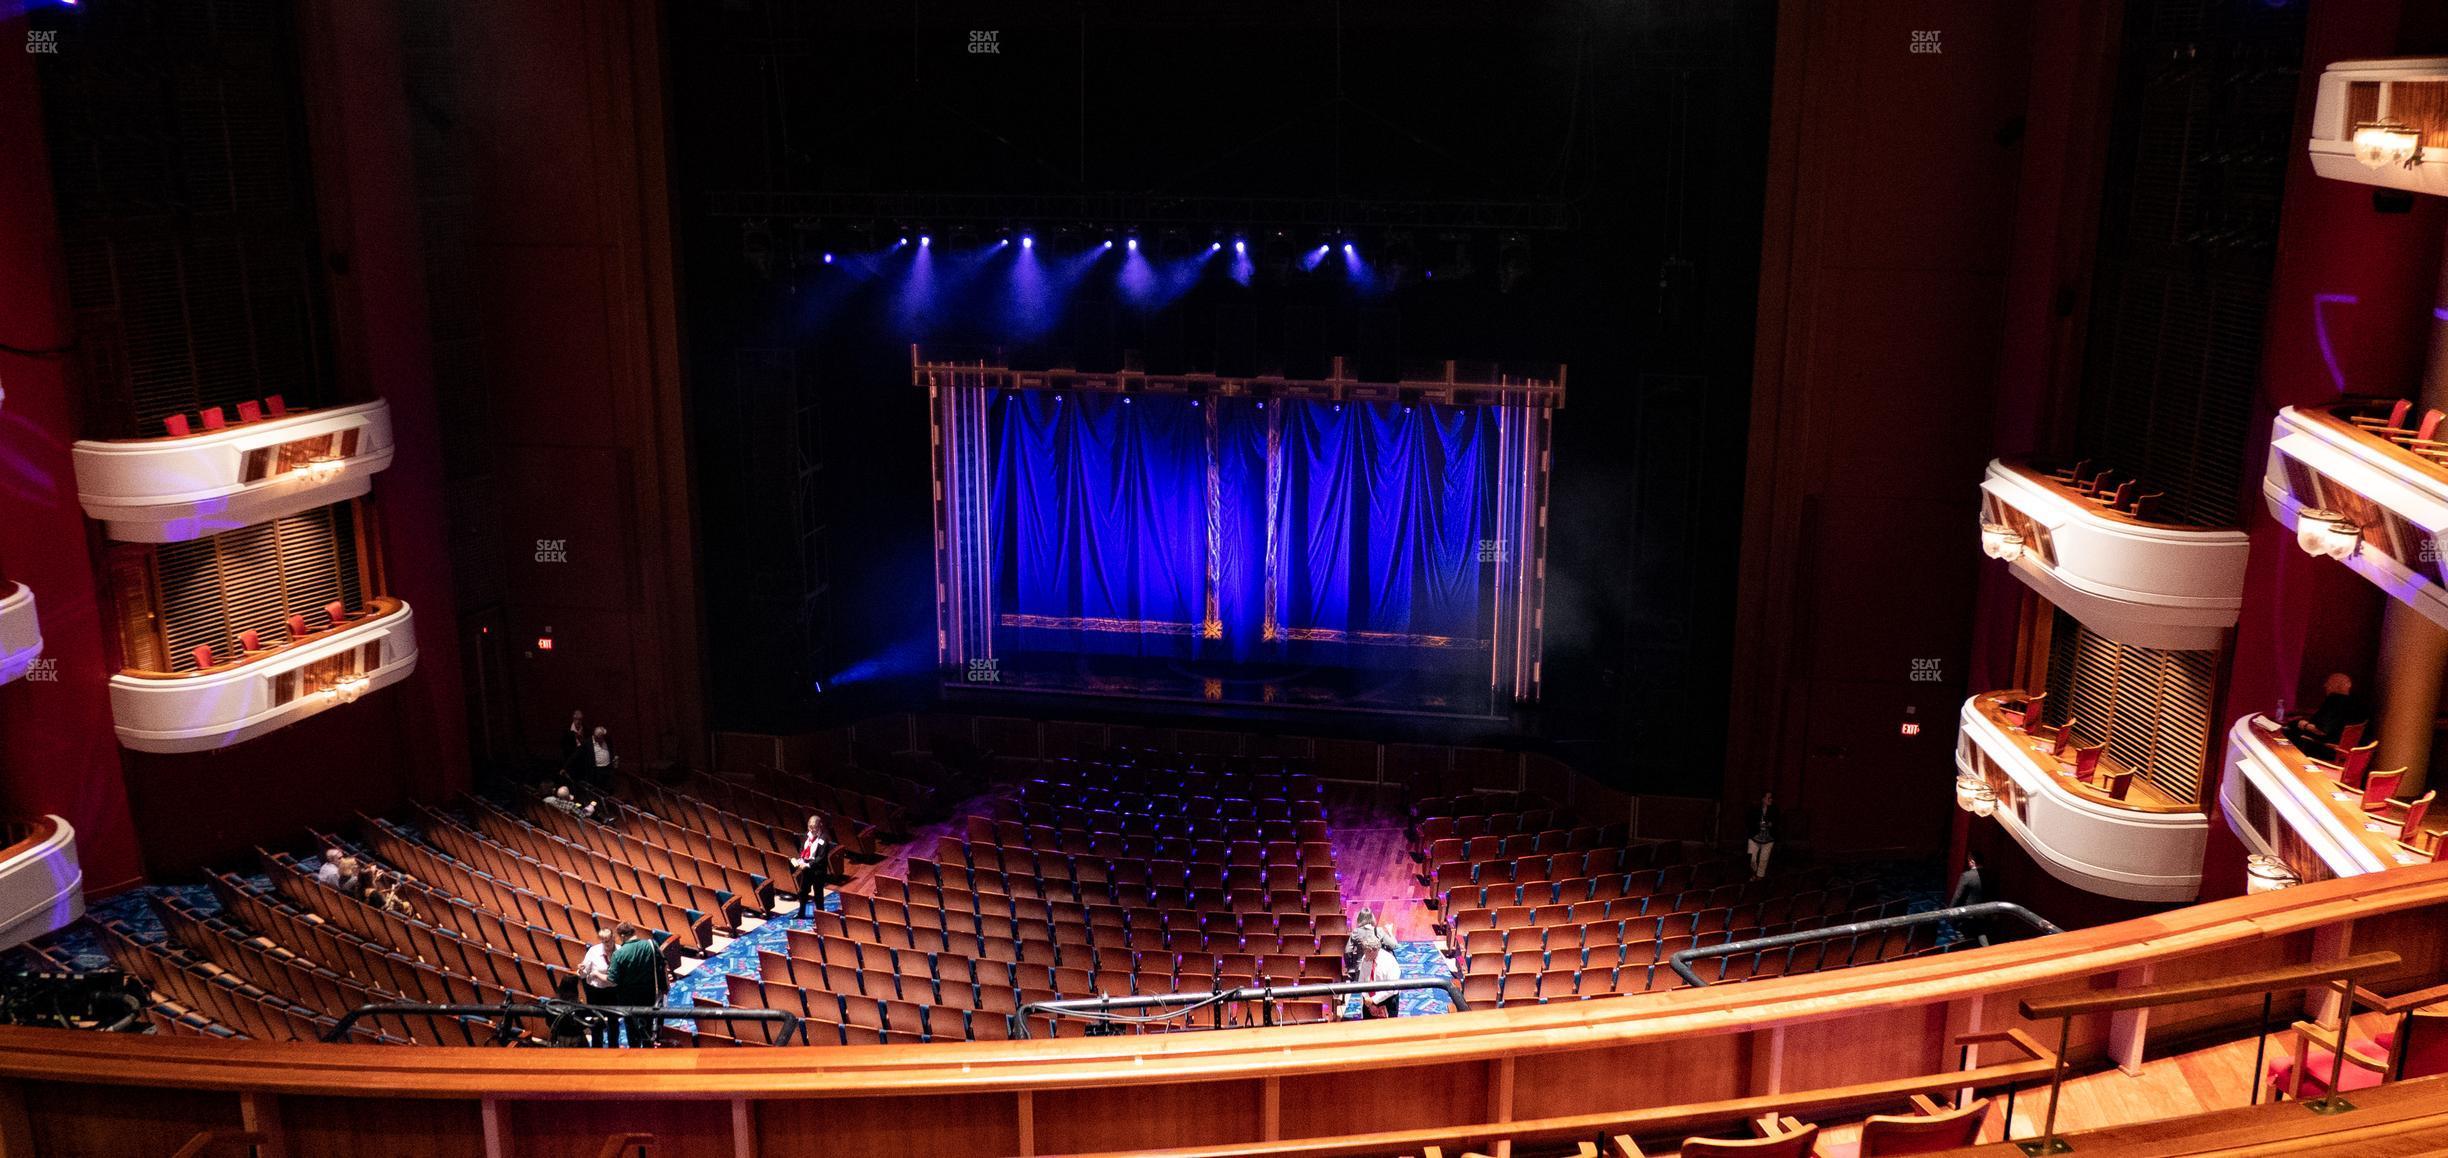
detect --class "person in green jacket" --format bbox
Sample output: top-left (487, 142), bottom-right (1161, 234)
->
top-left (608, 923), bottom-right (663, 1047)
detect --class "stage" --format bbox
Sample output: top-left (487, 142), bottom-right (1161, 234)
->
top-left (919, 350), bottom-right (1562, 721)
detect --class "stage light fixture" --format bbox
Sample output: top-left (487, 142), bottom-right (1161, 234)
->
top-left (919, 234), bottom-right (932, 248)
top-left (822, 253), bottom-right (834, 264)
top-left (1021, 235), bottom-right (1035, 249)
top-left (1234, 239), bottom-right (1247, 254)
top-left (1126, 238), bottom-right (1139, 252)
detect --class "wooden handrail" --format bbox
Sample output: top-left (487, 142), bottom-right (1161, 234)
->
top-left (1042, 1031), bottom-right (2053, 1158)
top-left (2019, 951), bottom-right (2402, 1020)
top-left (2354, 980), bottom-right (2448, 1015)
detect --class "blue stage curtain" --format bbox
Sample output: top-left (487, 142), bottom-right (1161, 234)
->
top-left (993, 392), bottom-right (1206, 654)
top-left (991, 393), bottom-right (1492, 661)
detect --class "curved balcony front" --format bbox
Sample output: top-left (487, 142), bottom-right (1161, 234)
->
top-left (0, 817), bottom-right (81, 952)
top-left (2264, 403), bottom-right (2448, 631)
top-left (71, 400), bottom-right (396, 543)
top-left (1957, 692), bottom-right (2207, 903)
top-left (1979, 460), bottom-right (2248, 651)
top-left (0, 583), bottom-right (40, 687)
top-left (2220, 714), bottom-right (2446, 884)
top-left (109, 598), bottom-right (417, 753)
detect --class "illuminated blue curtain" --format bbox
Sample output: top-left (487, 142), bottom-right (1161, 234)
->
top-left (993, 392), bottom-right (1206, 654)
top-left (991, 393), bottom-right (1492, 661)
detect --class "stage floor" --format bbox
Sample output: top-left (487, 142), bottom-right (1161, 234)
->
top-left (943, 651), bottom-right (1507, 719)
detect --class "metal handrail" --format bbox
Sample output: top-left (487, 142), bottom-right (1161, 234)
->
top-left (1667, 903), bottom-right (2063, 988)
top-left (1017, 977), bottom-right (1467, 1038)
top-left (322, 1001), bottom-right (804, 1045)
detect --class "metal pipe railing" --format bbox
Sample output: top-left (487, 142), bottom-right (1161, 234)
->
top-left (1017, 977), bottom-right (1467, 1038)
top-left (1667, 902), bottom-right (2064, 988)
top-left (322, 1001), bottom-right (804, 1045)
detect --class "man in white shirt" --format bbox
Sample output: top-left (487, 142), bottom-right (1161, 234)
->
top-left (590, 726), bottom-right (617, 784)
top-left (1363, 934), bottom-right (1404, 1019)
top-left (577, 927), bottom-right (619, 1047)
top-left (313, 848), bottom-right (346, 889)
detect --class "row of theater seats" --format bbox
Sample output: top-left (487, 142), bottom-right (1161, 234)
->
top-left (186, 598), bottom-right (360, 672)
top-left (1408, 1094), bottom-right (1994, 1158)
top-left (2351, 398), bottom-right (2448, 463)
top-left (354, 817), bottom-right (714, 955)
top-left (93, 914), bottom-right (383, 1045)
top-left (1452, 878), bottom-right (1882, 965)
top-left (2043, 459), bottom-right (2164, 519)
top-left (920, 839), bottom-right (1341, 904)
top-left (409, 802), bottom-right (744, 935)
top-left (509, 789), bottom-right (775, 909)
top-left (156, 393), bottom-right (291, 438)
top-left (1009, 779), bottom-right (1328, 823)
top-left (827, 891), bottom-right (1353, 967)
top-left (623, 767), bottom-right (886, 861)
top-left (1462, 899), bottom-right (1929, 1007)
top-left (796, 918), bottom-right (1346, 995)
top-left (958, 818), bottom-right (1338, 868)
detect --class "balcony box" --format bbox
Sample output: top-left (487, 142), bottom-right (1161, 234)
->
top-left (1979, 461), bottom-right (2248, 651)
top-left (2308, 58), bottom-right (2448, 197)
top-left (72, 401), bottom-right (396, 543)
top-left (0, 583), bottom-right (39, 687)
top-left (1957, 693), bottom-right (2207, 903)
top-left (109, 598), bottom-right (417, 753)
top-left (2264, 405), bottom-right (2448, 632)
top-left (0, 817), bottom-right (81, 952)
top-left (2220, 715), bottom-right (2438, 883)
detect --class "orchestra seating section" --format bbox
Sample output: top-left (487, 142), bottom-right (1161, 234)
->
top-left (22, 739), bottom-right (1940, 1051)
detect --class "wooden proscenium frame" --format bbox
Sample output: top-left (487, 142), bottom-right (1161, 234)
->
top-left (913, 346), bottom-right (1564, 706)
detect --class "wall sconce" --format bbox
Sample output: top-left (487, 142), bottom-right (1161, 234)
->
top-left (1955, 771), bottom-right (1997, 818)
top-left (297, 457), bottom-right (346, 483)
top-left (327, 674), bottom-right (372, 705)
top-left (2244, 853), bottom-right (2301, 895)
top-left (1979, 521), bottom-right (2025, 562)
top-left (2294, 508), bottom-right (2362, 561)
top-left (2354, 121), bottom-right (2422, 171)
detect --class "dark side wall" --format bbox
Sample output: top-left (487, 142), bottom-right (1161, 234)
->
top-left (1728, 0), bottom-right (2038, 858)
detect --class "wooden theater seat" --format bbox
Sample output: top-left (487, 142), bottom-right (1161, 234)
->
top-left (1610, 1117), bottom-right (1819, 1157)
top-left (1770, 1095), bottom-right (1989, 1156)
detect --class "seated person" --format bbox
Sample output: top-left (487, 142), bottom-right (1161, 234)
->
top-left (544, 784), bottom-right (598, 818)
top-left (2285, 672), bottom-right (2370, 760)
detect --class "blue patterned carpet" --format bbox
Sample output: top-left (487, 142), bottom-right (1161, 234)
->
top-left (1341, 939), bottom-right (1454, 1018)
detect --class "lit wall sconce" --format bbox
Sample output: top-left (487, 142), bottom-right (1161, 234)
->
top-left (2243, 853), bottom-right (2300, 895)
top-left (327, 674), bottom-right (372, 705)
top-left (2294, 508), bottom-right (2362, 561)
top-left (2354, 120), bottom-right (2422, 170)
top-left (1955, 771), bottom-right (1997, 818)
top-left (1979, 521), bottom-right (2025, 562)
top-left (297, 457), bottom-right (346, 483)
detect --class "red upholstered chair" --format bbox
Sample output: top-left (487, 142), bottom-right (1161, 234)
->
top-left (324, 600), bottom-right (346, 627)
top-left (2101, 770), bottom-right (2135, 802)
top-left (286, 613), bottom-right (310, 640)
top-left (237, 629), bottom-right (260, 654)
top-left (2422, 409), bottom-right (2447, 443)
top-left (235, 400), bottom-right (262, 423)
top-left (2373, 790), bottom-right (2436, 843)
top-left (264, 394), bottom-right (288, 417)
top-left (2011, 692), bottom-right (2046, 732)
top-left (2363, 769), bottom-right (2409, 816)
top-left (163, 413), bottom-right (192, 437)
top-left (2067, 741), bottom-right (2104, 784)
top-left (199, 407), bottom-right (227, 431)
top-left (2045, 720), bottom-right (2078, 756)
top-left (190, 644), bottom-right (214, 671)
top-left (2318, 742), bottom-right (2380, 801)
top-left (2269, 994), bottom-right (2448, 1100)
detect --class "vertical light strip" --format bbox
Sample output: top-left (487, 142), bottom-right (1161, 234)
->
top-left (1489, 401), bottom-right (1513, 703)
top-left (1263, 400), bottom-right (1283, 643)
top-left (1203, 400), bottom-right (1222, 640)
top-left (972, 384), bottom-right (995, 661)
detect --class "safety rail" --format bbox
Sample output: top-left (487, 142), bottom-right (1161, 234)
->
top-left (321, 1001), bottom-right (805, 1045)
top-left (1017, 977), bottom-right (1467, 1037)
top-left (1666, 902), bottom-right (2064, 988)
top-left (2014, 950), bottom-right (2404, 1156)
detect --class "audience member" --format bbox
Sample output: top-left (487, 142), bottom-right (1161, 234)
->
top-left (560, 709), bottom-right (588, 775)
top-left (1343, 910), bottom-right (1380, 983)
top-left (1950, 853), bottom-right (1989, 947)
top-left (2284, 672), bottom-right (2371, 760)
top-left (313, 848), bottom-right (347, 889)
top-left (1363, 932), bottom-right (1404, 1019)
top-left (791, 814), bottom-right (833, 918)
top-left (578, 927), bottom-right (620, 1047)
top-left (609, 923), bottom-right (662, 1047)
top-left (544, 785), bottom-right (597, 819)
top-left (330, 854), bottom-right (363, 895)
top-left (586, 726), bottom-right (619, 786)
top-left (1746, 791), bottom-right (1779, 881)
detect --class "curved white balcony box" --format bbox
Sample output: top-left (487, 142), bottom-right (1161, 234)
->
top-left (1979, 461), bottom-right (2249, 651)
top-left (2220, 715), bottom-right (2392, 881)
top-left (0, 583), bottom-right (40, 687)
top-left (2308, 59), bottom-right (2448, 196)
top-left (2264, 406), bottom-right (2448, 632)
top-left (110, 599), bottom-right (418, 753)
top-left (1957, 696), bottom-right (2207, 903)
top-left (0, 817), bottom-right (82, 952)
top-left (72, 400), bottom-right (397, 543)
